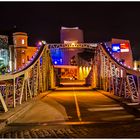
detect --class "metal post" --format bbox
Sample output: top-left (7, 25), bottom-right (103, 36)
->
top-left (137, 76), bottom-right (140, 103)
top-left (13, 78), bottom-right (16, 108)
top-left (5, 83), bottom-right (8, 106)
top-left (25, 80), bottom-right (27, 101)
top-left (0, 91), bottom-right (8, 112)
top-left (19, 78), bottom-right (25, 104)
top-left (27, 78), bottom-right (32, 99)
top-left (137, 76), bottom-right (140, 94)
top-left (38, 59), bottom-right (40, 93)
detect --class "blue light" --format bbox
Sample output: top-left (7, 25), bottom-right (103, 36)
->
top-left (112, 44), bottom-right (121, 52)
top-left (40, 57), bottom-right (42, 65)
top-left (52, 59), bottom-right (63, 65)
top-left (50, 48), bottom-right (63, 65)
top-left (54, 61), bottom-right (57, 64)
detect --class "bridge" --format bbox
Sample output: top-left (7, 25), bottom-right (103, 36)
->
top-left (0, 42), bottom-right (140, 138)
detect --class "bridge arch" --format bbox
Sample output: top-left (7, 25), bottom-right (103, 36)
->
top-left (0, 43), bottom-right (140, 112)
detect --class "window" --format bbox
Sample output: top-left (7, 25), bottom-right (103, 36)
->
top-left (22, 59), bottom-right (25, 64)
top-left (27, 56), bottom-right (29, 61)
top-left (14, 39), bottom-right (16, 45)
top-left (21, 50), bottom-right (25, 53)
top-left (22, 39), bottom-right (25, 45)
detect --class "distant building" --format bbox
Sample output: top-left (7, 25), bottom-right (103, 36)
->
top-left (0, 35), bottom-right (9, 68)
top-left (50, 27), bottom-right (91, 81)
top-left (10, 32), bottom-right (37, 71)
top-left (51, 27), bottom-right (89, 66)
top-left (134, 60), bottom-right (140, 71)
top-left (60, 27), bottom-right (84, 43)
top-left (105, 38), bottom-right (134, 68)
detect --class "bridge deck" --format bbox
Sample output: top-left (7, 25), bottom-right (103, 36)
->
top-left (0, 86), bottom-right (140, 138)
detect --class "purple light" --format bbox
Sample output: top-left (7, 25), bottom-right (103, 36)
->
top-left (38, 41), bottom-right (42, 46)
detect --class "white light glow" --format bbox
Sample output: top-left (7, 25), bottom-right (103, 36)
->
top-left (22, 39), bottom-right (25, 45)
top-left (54, 61), bottom-right (57, 64)
top-left (121, 49), bottom-right (129, 52)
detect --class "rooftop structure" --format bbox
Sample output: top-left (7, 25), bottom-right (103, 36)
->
top-left (60, 26), bottom-right (84, 43)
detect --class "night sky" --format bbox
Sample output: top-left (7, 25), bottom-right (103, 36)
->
top-left (0, 2), bottom-right (140, 60)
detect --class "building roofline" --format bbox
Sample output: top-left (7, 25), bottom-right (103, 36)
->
top-left (13, 32), bottom-right (27, 36)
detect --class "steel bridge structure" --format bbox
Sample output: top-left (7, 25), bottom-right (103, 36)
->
top-left (0, 43), bottom-right (140, 112)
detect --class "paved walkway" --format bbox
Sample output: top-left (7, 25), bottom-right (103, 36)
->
top-left (0, 87), bottom-right (140, 138)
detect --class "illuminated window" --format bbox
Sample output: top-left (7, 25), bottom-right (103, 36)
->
top-left (22, 59), bottom-right (25, 64)
top-left (22, 39), bottom-right (25, 45)
top-left (14, 39), bottom-right (16, 45)
top-left (21, 50), bottom-right (25, 53)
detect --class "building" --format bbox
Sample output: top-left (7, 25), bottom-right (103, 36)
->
top-left (10, 32), bottom-right (37, 71)
top-left (0, 31), bottom-right (38, 73)
top-left (50, 27), bottom-right (91, 81)
top-left (0, 35), bottom-right (9, 69)
top-left (134, 60), bottom-right (140, 71)
top-left (60, 27), bottom-right (84, 43)
top-left (105, 38), bottom-right (134, 68)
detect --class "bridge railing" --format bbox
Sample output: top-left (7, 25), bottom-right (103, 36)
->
top-left (48, 43), bottom-right (97, 49)
top-left (92, 43), bottom-right (140, 103)
top-left (0, 45), bottom-right (55, 112)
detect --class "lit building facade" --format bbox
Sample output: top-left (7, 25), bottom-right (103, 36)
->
top-left (105, 38), bottom-right (134, 68)
top-left (51, 27), bottom-right (91, 81)
top-left (11, 32), bottom-right (37, 71)
top-left (60, 27), bottom-right (84, 43)
top-left (51, 27), bottom-right (86, 66)
top-left (134, 60), bottom-right (140, 71)
top-left (111, 38), bottom-right (133, 68)
top-left (0, 35), bottom-right (9, 68)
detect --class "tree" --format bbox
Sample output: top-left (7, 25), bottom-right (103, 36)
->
top-left (0, 36), bottom-right (8, 49)
top-left (77, 48), bottom-right (94, 62)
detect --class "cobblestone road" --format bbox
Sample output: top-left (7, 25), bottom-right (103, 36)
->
top-left (0, 125), bottom-right (89, 138)
top-left (1, 120), bottom-right (140, 138)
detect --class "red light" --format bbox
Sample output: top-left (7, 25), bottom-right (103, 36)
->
top-left (120, 43), bottom-right (129, 49)
top-left (120, 43), bottom-right (129, 52)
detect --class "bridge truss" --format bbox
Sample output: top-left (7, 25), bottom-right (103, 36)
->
top-left (48, 43), bottom-right (97, 49)
top-left (0, 43), bottom-right (140, 112)
top-left (0, 45), bottom-right (55, 112)
top-left (91, 43), bottom-right (140, 103)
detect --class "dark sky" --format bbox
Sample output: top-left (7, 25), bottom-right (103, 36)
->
top-left (0, 2), bottom-right (140, 60)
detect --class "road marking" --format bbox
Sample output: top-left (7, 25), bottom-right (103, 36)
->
top-left (88, 106), bottom-right (124, 112)
top-left (73, 87), bottom-right (82, 121)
